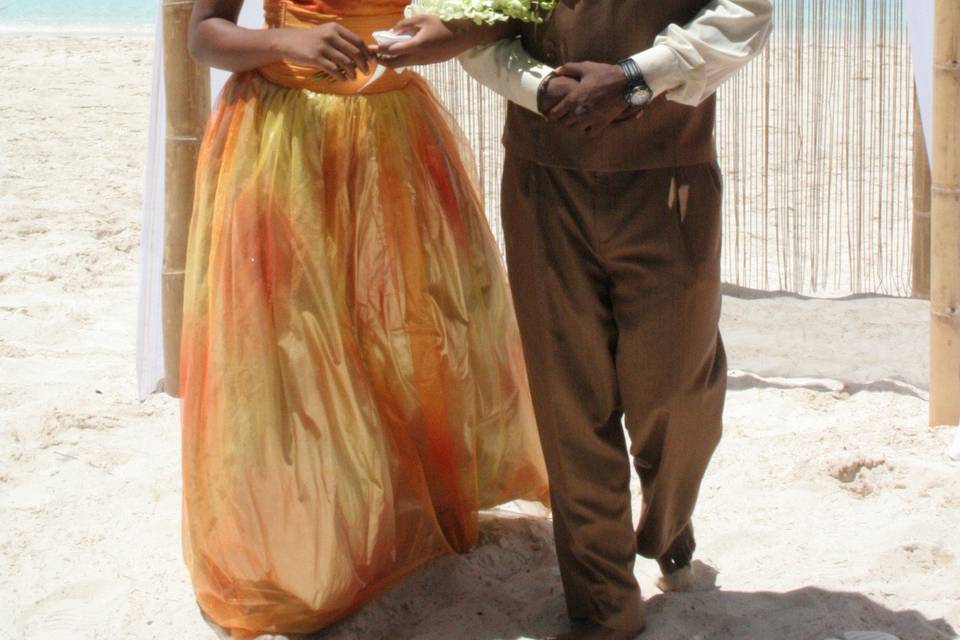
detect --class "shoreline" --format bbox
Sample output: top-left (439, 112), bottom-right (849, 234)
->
top-left (0, 23), bottom-right (153, 37)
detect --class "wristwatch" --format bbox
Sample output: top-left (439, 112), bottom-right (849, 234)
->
top-left (619, 58), bottom-right (653, 108)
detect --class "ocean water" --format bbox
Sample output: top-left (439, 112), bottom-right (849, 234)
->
top-left (0, 0), bottom-right (157, 27)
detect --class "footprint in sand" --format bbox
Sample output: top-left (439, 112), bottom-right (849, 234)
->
top-left (828, 457), bottom-right (892, 497)
top-left (0, 342), bottom-right (29, 358)
top-left (900, 543), bottom-right (956, 570)
top-left (19, 579), bottom-right (126, 639)
top-left (14, 224), bottom-right (48, 237)
top-left (40, 410), bottom-right (122, 448)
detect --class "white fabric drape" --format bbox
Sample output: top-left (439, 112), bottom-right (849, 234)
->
top-left (904, 0), bottom-right (934, 165)
top-left (136, 6), bottom-right (167, 399)
top-left (137, 0), bottom-right (261, 399)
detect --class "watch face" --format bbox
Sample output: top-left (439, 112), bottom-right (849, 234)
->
top-left (628, 87), bottom-right (653, 107)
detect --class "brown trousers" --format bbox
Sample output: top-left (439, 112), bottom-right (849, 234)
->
top-left (500, 153), bottom-right (727, 631)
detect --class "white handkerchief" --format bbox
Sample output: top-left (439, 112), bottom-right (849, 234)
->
top-left (371, 30), bottom-right (412, 76)
top-left (373, 30), bottom-right (413, 46)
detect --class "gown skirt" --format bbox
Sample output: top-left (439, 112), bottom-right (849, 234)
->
top-left (178, 65), bottom-right (549, 636)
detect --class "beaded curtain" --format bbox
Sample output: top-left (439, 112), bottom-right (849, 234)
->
top-left (417, 0), bottom-right (915, 296)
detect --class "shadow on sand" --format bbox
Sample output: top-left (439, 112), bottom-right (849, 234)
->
top-left (311, 514), bottom-right (957, 640)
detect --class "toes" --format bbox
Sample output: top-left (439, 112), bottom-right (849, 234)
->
top-left (655, 565), bottom-right (695, 592)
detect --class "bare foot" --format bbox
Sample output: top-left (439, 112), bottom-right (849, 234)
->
top-left (654, 523), bottom-right (709, 592)
top-left (550, 620), bottom-right (646, 639)
top-left (655, 559), bottom-right (719, 592)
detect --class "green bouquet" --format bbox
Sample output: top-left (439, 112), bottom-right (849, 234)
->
top-left (410, 0), bottom-right (556, 24)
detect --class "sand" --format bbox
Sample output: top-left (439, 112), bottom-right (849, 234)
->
top-left (0, 34), bottom-right (958, 640)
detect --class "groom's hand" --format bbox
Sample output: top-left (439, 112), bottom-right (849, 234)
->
top-left (538, 75), bottom-right (580, 114)
top-left (546, 61), bottom-right (635, 133)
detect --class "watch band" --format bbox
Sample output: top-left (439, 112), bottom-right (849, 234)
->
top-left (619, 58), bottom-right (647, 91)
top-left (619, 58), bottom-right (653, 107)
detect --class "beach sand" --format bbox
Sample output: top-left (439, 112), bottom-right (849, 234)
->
top-left (0, 35), bottom-right (957, 640)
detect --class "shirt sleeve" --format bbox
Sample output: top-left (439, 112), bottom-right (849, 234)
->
top-left (457, 38), bottom-right (555, 114)
top-left (630, 0), bottom-right (773, 106)
top-left (457, 0), bottom-right (772, 113)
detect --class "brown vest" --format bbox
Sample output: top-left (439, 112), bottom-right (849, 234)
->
top-left (503, 0), bottom-right (717, 171)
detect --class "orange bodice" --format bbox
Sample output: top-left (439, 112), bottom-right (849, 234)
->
top-left (266, 0), bottom-right (410, 17)
top-left (259, 0), bottom-right (413, 94)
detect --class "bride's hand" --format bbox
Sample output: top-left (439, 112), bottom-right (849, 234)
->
top-left (275, 24), bottom-right (373, 81)
top-left (377, 15), bottom-right (473, 67)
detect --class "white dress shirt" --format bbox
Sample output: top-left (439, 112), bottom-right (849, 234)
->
top-left (457, 0), bottom-right (774, 114)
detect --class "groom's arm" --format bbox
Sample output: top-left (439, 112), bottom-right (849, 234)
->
top-left (459, 0), bottom-right (773, 118)
top-left (457, 38), bottom-right (554, 114)
top-left (627, 0), bottom-right (773, 106)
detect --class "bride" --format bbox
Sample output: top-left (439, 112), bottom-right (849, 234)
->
top-left (179, 0), bottom-right (548, 636)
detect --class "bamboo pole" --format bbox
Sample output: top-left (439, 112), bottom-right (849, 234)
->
top-left (912, 86), bottom-right (931, 300)
top-left (162, 0), bottom-right (210, 398)
top-left (930, 0), bottom-right (960, 426)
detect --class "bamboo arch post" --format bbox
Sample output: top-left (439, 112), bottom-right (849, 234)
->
top-left (912, 85), bottom-right (931, 300)
top-left (930, 0), bottom-right (960, 426)
top-left (162, 0), bottom-right (210, 398)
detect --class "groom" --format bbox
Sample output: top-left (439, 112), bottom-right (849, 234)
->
top-left (460, 2), bottom-right (772, 637)
top-left (386, 2), bottom-right (772, 637)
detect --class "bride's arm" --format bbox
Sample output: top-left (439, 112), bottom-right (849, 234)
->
top-left (379, 15), bottom-right (563, 114)
top-left (189, 0), bottom-right (373, 80)
top-left (377, 15), bottom-right (519, 67)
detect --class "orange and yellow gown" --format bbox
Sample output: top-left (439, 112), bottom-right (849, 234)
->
top-left (178, 0), bottom-right (549, 636)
